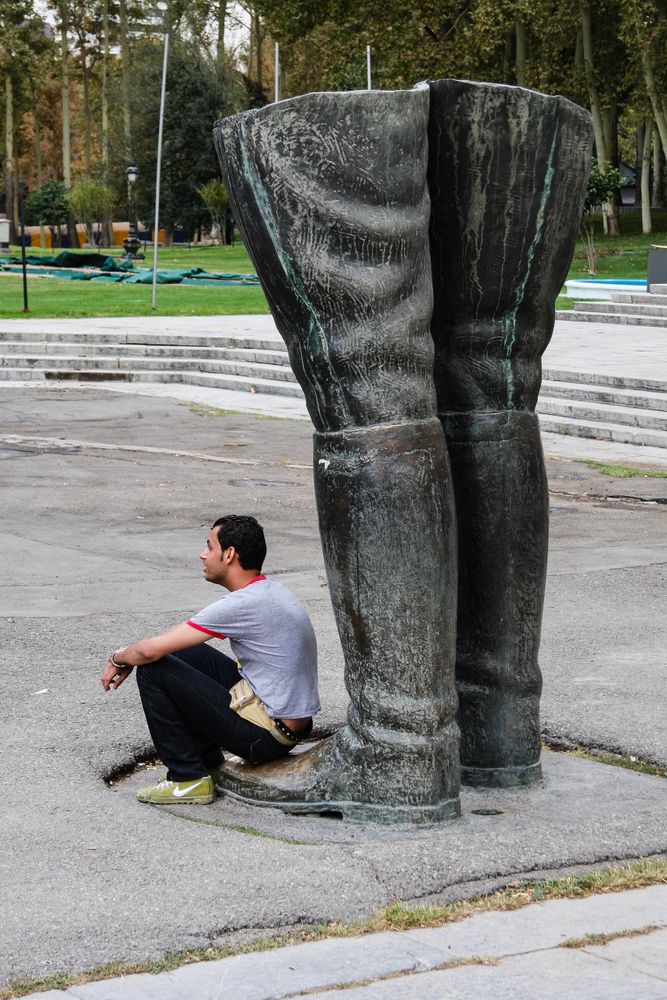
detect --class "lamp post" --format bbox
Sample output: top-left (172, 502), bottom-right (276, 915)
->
top-left (122, 162), bottom-right (144, 259)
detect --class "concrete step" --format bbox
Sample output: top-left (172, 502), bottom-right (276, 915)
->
top-left (649, 283), bottom-right (667, 293)
top-left (543, 367), bottom-right (666, 393)
top-left (537, 396), bottom-right (667, 432)
top-left (0, 340), bottom-right (290, 365)
top-left (178, 371), bottom-right (304, 398)
top-left (0, 329), bottom-right (286, 351)
top-left (572, 300), bottom-right (667, 317)
top-left (0, 367), bottom-right (305, 397)
top-left (610, 292), bottom-right (667, 305)
top-left (540, 379), bottom-right (667, 413)
top-left (0, 354), bottom-right (298, 382)
top-left (537, 413), bottom-right (667, 449)
top-left (3, 337), bottom-right (665, 445)
top-left (556, 309), bottom-right (667, 328)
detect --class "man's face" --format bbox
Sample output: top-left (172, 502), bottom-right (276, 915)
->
top-left (200, 528), bottom-right (232, 585)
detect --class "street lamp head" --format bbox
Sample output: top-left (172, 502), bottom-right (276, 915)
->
top-left (126, 163), bottom-right (138, 184)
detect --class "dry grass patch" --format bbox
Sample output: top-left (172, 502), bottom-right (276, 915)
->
top-left (561, 924), bottom-right (662, 949)
top-left (3, 859), bottom-right (666, 998)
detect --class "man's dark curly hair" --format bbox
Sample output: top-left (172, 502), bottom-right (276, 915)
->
top-left (212, 515), bottom-right (267, 571)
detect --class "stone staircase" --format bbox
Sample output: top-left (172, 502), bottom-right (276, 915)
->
top-left (557, 284), bottom-right (667, 328)
top-left (538, 369), bottom-right (667, 449)
top-left (0, 328), bottom-right (303, 399)
top-left (1, 326), bottom-right (666, 448)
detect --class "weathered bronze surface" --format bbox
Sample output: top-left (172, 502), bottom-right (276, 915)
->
top-left (213, 81), bottom-right (593, 818)
top-left (426, 80), bottom-right (593, 786)
top-left (214, 90), bottom-right (460, 823)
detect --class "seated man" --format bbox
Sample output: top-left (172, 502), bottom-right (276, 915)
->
top-left (101, 514), bottom-right (319, 805)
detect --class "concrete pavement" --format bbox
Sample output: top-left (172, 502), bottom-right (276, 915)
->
top-left (15, 885), bottom-right (667, 999)
top-left (0, 313), bottom-right (666, 997)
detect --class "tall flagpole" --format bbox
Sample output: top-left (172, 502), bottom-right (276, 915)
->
top-left (367, 45), bottom-right (371, 90)
top-left (152, 31), bottom-right (169, 311)
top-left (274, 42), bottom-right (279, 102)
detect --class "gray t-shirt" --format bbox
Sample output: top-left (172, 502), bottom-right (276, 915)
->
top-left (187, 576), bottom-right (319, 719)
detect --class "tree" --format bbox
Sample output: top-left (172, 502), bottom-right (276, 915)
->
top-left (579, 0), bottom-right (635, 236)
top-left (197, 178), bottom-right (230, 243)
top-left (128, 36), bottom-right (242, 243)
top-left (68, 178), bottom-right (115, 245)
top-left (0, 0), bottom-right (36, 241)
top-left (628, 2), bottom-right (667, 160)
top-left (26, 179), bottom-right (69, 246)
top-left (580, 162), bottom-right (621, 274)
top-left (640, 118), bottom-right (654, 234)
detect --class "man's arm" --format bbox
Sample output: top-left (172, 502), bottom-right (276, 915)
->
top-left (101, 622), bottom-right (210, 692)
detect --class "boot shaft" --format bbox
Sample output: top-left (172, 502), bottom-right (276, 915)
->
top-left (425, 79), bottom-right (593, 412)
top-left (215, 90), bottom-right (436, 433)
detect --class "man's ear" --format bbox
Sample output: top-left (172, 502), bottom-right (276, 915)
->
top-left (225, 545), bottom-right (237, 564)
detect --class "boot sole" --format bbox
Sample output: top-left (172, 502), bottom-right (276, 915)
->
top-left (137, 794), bottom-right (215, 804)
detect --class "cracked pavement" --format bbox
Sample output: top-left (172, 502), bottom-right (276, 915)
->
top-left (0, 386), bottom-right (665, 987)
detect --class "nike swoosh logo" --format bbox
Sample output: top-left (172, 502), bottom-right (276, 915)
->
top-left (173, 781), bottom-right (206, 798)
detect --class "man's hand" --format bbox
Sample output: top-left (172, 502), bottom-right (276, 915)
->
top-left (101, 623), bottom-right (210, 693)
top-left (101, 657), bottom-right (134, 692)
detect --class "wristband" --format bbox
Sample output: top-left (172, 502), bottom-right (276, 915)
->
top-left (111, 653), bottom-right (128, 670)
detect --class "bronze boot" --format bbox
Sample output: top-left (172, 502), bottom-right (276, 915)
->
top-left (214, 89), bottom-right (460, 822)
top-left (424, 79), bottom-right (593, 786)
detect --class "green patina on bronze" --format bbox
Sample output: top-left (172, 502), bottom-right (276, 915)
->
top-left (212, 80), bottom-right (593, 821)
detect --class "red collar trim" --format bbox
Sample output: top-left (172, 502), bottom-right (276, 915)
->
top-left (245, 574), bottom-right (266, 587)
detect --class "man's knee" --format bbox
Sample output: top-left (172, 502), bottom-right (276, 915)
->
top-left (136, 659), bottom-right (169, 690)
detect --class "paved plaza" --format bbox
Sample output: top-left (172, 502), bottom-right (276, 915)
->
top-left (0, 316), bottom-right (665, 998)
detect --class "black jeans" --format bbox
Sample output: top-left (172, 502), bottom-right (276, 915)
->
top-left (136, 644), bottom-right (292, 781)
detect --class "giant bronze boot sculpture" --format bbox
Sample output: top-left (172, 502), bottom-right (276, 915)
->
top-left (425, 80), bottom-right (593, 786)
top-left (213, 89), bottom-right (460, 822)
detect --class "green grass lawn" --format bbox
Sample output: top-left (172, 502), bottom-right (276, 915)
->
top-left (2, 213), bottom-right (666, 319)
top-left (0, 276), bottom-right (269, 318)
top-left (567, 211), bottom-right (667, 280)
top-left (0, 242), bottom-right (269, 318)
top-left (555, 212), bottom-right (667, 309)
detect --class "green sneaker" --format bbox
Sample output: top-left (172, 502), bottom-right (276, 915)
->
top-left (136, 775), bottom-right (215, 805)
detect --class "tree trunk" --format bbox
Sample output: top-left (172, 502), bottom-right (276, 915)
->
top-left (217, 1), bottom-right (227, 77)
top-left (34, 101), bottom-right (46, 247)
top-left (515, 17), bottom-right (526, 86)
top-left (4, 70), bottom-right (16, 242)
top-left (119, 0), bottom-right (133, 162)
top-left (652, 134), bottom-right (665, 208)
top-left (253, 11), bottom-right (263, 90)
top-left (163, 224), bottom-right (174, 246)
top-left (102, 0), bottom-right (110, 175)
top-left (60, 7), bottom-right (71, 189)
top-left (580, 1), bottom-right (608, 161)
top-left (60, 4), bottom-right (79, 247)
top-left (100, 0), bottom-right (113, 247)
top-left (642, 119), bottom-right (653, 234)
top-left (603, 103), bottom-right (620, 235)
top-left (581, 2), bottom-right (619, 234)
top-left (636, 122), bottom-right (644, 206)
top-left (224, 207), bottom-right (233, 245)
top-left (575, 24), bottom-right (583, 68)
top-left (635, 11), bottom-right (667, 162)
top-left (81, 43), bottom-right (92, 176)
top-left (12, 154), bottom-right (19, 237)
top-left (503, 30), bottom-right (513, 83)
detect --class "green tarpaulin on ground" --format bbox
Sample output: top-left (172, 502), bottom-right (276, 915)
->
top-left (0, 255), bottom-right (259, 287)
top-left (7, 252), bottom-right (135, 272)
